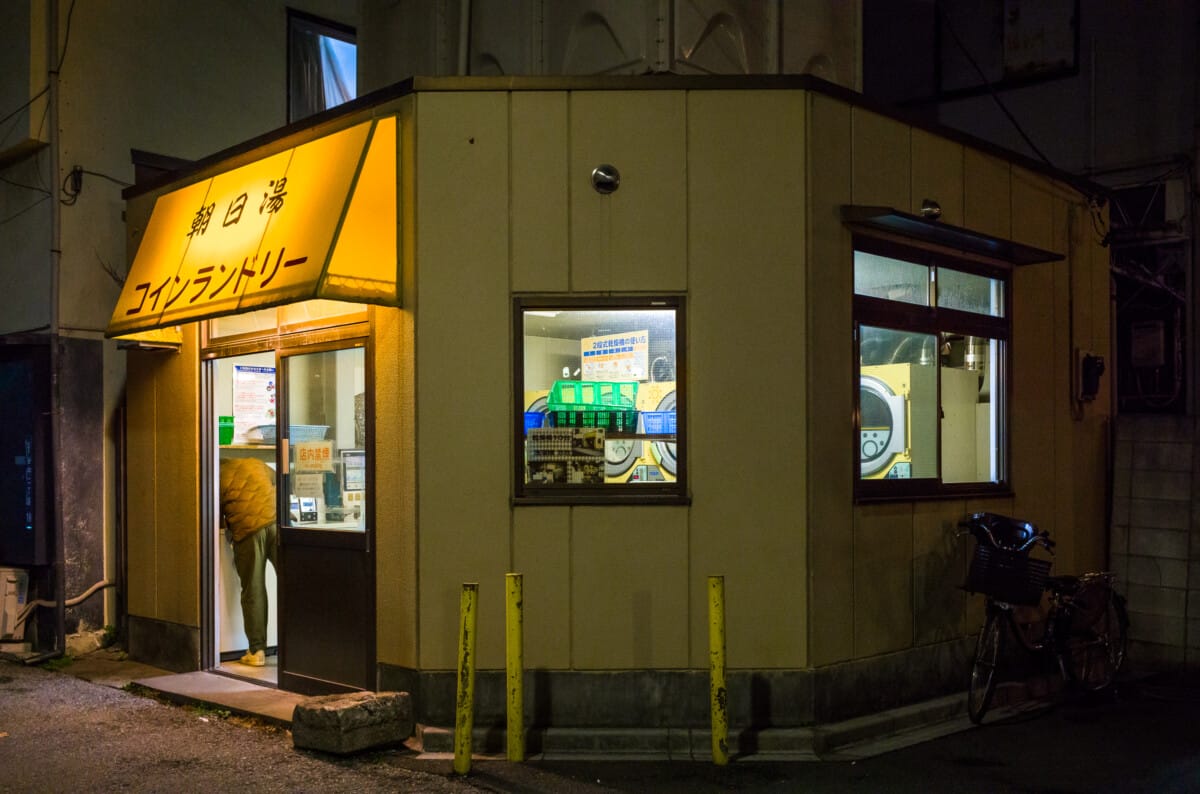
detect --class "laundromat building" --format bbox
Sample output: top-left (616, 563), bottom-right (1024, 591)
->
top-left (114, 75), bottom-right (1112, 738)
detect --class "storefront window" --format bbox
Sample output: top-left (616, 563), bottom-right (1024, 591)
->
top-left (516, 298), bottom-right (685, 501)
top-left (282, 346), bottom-right (367, 529)
top-left (854, 238), bottom-right (1009, 498)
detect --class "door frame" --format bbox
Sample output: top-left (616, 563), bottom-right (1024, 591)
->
top-left (200, 318), bottom-right (374, 689)
top-left (275, 336), bottom-right (376, 694)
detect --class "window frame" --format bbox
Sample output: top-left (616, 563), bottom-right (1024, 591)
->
top-left (287, 9), bottom-right (357, 124)
top-left (853, 235), bottom-right (1013, 502)
top-left (513, 295), bottom-right (688, 505)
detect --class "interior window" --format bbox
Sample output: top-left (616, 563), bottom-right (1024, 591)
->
top-left (854, 238), bottom-right (1009, 498)
top-left (516, 299), bottom-right (685, 500)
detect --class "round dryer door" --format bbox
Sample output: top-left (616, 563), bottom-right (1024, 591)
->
top-left (859, 375), bottom-right (906, 477)
top-left (650, 391), bottom-right (678, 477)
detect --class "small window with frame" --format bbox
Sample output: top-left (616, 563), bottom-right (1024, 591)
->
top-left (854, 236), bottom-right (1010, 500)
top-left (515, 297), bottom-right (686, 503)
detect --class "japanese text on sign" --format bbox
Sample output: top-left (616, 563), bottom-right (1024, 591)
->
top-left (294, 441), bottom-right (335, 472)
top-left (581, 330), bottom-right (649, 381)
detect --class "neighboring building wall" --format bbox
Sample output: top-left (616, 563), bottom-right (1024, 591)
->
top-left (360, 0), bottom-right (861, 90)
top-left (1112, 415), bottom-right (1200, 670)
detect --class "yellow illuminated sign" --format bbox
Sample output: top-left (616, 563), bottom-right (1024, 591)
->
top-left (107, 117), bottom-right (397, 338)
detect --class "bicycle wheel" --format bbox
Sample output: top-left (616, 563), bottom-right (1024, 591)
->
top-left (968, 610), bottom-right (1005, 724)
top-left (1065, 589), bottom-right (1128, 690)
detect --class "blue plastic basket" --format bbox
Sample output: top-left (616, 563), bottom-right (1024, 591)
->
top-left (641, 411), bottom-right (677, 434)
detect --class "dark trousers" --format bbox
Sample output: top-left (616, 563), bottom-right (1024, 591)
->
top-left (233, 523), bottom-right (278, 653)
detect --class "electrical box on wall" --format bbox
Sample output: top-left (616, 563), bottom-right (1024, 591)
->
top-left (0, 346), bottom-right (51, 567)
top-left (1074, 348), bottom-right (1106, 403)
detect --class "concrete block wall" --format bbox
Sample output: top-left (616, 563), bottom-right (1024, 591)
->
top-left (1111, 414), bottom-right (1199, 669)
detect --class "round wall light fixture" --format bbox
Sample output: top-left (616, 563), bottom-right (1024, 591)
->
top-left (591, 164), bottom-right (620, 194)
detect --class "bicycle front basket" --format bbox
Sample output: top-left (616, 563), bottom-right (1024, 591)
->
top-left (963, 543), bottom-right (1052, 606)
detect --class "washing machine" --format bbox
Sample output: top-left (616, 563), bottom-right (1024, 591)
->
top-left (525, 383), bottom-right (678, 484)
top-left (860, 364), bottom-right (914, 479)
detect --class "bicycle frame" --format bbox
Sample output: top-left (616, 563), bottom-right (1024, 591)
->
top-left (960, 512), bottom-right (1128, 725)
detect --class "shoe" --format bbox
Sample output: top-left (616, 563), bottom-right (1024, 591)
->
top-left (238, 650), bottom-right (266, 667)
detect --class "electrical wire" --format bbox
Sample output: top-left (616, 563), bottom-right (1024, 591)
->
top-left (936, 6), bottom-right (1056, 170)
top-left (0, 174), bottom-right (51, 196)
top-left (56, 0), bottom-right (78, 73)
top-left (0, 195), bottom-right (51, 227)
top-left (80, 168), bottom-right (132, 188)
top-left (0, 0), bottom-right (73, 156)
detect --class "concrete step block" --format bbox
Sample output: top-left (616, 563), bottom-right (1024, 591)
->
top-left (292, 691), bottom-right (413, 755)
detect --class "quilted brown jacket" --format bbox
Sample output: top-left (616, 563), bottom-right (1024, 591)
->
top-left (219, 457), bottom-right (276, 542)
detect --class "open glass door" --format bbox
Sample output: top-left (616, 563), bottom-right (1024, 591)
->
top-left (211, 352), bottom-right (280, 683)
top-left (277, 341), bottom-right (373, 693)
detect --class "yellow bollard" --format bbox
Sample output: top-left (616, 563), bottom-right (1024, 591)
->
top-left (453, 583), bottom-right (479, 776)
top-left (708, 575), bottom-right (729, 765)
top-left (506, 573), bottom-right (525, 761)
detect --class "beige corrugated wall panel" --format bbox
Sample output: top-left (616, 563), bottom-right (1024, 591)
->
top-left (1069, 200), bottom-right (1112, 574)
top-left (910, 129), bottom-right (964, 224)
top-left (512, 506), bottom-right (571, 668)
top-left (853, 502), bottom-right (913, 656)
top-left (1010, 167), bottom-right (1057, 252)
top-left (964, 149), bottom-right (1012, 239)
top-left (375, 96), bottom-right (418, 668)
top-left (1082, 204), bottom-right (1113, 573)
top-left (1050, 193), bottom-right (1077, 569)
top-left (1010, 171), bottom-right (1064, 545)
top-left (414, 92), bottom-right (512, 670)
top-left (850, 108), bottom-right (910, 208)
top-left (806, 92), bottom-right (855, 667)
top-left (125, 325), bottom-right (200, 626)
top-left (568, 91), bottom-right (687, 292)
top-left (913, 500), bottom-right (971, 646)
top-left (571, 506), bottom-right (689, 669)
top-left (1010, 205), bottom-right (1057, 534)
top-left (511, 92), bottom-right (569, 293)
top-left (125, 351), bottom-right (157, 618)
top-left (687, 90), bottom-right (807, 668)
top-left (373, 305), bottom-right (416, 668)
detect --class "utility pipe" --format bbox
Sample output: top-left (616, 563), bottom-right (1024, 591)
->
top-left (453, 582), bottom-right (478, 775)
top-left (47, 0), bottom-right (67, 666)
top-left (708, 575), bottom-right (729, 765)
top-left (457, 0), bottom-right (471, 75)
top-left (505, 573), bottom-right (524, 762)
top-left (14, 579), bottom-right (114, 633)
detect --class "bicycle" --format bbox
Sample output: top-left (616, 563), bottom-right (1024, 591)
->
top-left (958, 511), bottom-right (1129, 724)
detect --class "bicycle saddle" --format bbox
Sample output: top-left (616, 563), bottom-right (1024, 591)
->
top-left (961, 512), bottom-right (1040, 548)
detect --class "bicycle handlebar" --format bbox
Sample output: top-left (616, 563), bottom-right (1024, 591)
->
top-left (957, 514), bottom-right (1055, 555)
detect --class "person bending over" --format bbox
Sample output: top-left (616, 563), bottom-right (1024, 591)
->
top-left (219, 457), bottom-right (278, 667)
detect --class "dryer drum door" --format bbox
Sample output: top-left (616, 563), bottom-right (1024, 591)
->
top-left (859, 375), bottom-right (906, 477)
top-left (650, 391), bottom-right (677, 476)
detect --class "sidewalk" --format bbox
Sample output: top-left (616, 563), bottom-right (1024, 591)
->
top-left (6, 646), bottom-right (1190, 793)
top-left (12, 642), bottom-right (1040, 762)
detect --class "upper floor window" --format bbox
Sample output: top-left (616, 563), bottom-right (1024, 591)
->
top-left (515, 297), bottom-right (686, 503)
top-left (854, 237), bottom-right (1010, 500)
top-left (288, 11), bottom-right (357, 123)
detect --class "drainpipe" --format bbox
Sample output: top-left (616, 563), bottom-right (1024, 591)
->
top-left (46, 0), bottom-right (66, 662)
top-left (457, 0), bottom-right (470, 75)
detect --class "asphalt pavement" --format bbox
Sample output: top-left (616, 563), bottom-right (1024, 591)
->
top-left (2, 648), bottom-right (1200, 793)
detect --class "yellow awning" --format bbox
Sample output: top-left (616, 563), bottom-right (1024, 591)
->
top-left (107, 116), bottom-right (397, 339)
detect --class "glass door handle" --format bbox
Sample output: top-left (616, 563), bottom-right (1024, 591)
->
top-left (280, 438), bottom-right (289, 474)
